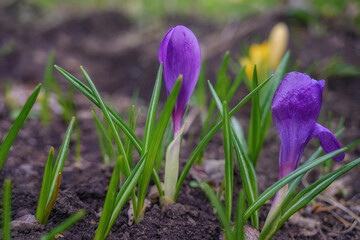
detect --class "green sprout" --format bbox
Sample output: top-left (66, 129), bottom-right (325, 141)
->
top-left (40, 210), bottom-right (85, 240)
top-left (0, 84), bottom-right (42, 172)
top-left (36, 117), bottom-right (76, 225)
top-left (2, 179), bottom-right (12, 240)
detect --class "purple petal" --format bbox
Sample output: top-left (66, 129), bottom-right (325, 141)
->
top-left (312, 123), bottom-right (345, 162)
top-left (159, 25), bottom-right (201, 135)
top-left (271, 72), bottom-right (325, 177)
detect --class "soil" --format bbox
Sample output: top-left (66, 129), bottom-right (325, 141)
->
top-left (0, 4), bottom-right (360, 240)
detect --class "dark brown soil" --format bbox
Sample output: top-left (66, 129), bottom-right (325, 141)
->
top-left (0, 4), bottom-right (360, 240)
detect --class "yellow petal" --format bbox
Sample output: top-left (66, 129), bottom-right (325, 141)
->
top-left (240, 57), bottom-right (254, 80)
top-left (269, 23), bottom-right (289, 70)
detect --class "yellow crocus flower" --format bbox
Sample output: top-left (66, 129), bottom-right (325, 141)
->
top-left (240, 41), bottom-right (270, 81)
top-left (240, 23), bottom-right (289, 82)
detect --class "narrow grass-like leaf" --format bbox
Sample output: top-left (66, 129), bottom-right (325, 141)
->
top-left (141, 64), bottom-right (164, 196)
top-left (142, 64), bottom-right (162, 155)
top-left (225, 67), bottom-right (245, 103)
top-left (40, 210), bottom-right (85, 240)
top-left (36, 147), bottom-right (54, 222)
top-left (197, 52), bottom-right (229, 165)
top-left (174, 75), bottom-right (272, 201)
top-left (232, 130), bottom-right (259, 228)
top-left (136, 78), bottom-right (181, 218)
top-left (234, 189), bottom-right (246, 240)
top-left (217, 51), bottom-right (230, 97)
top-left (244, 139), bottom-right (360, 221)
top-left (81, 66), bottom-right (129, 174)
top-left (274, 158), bottom-right (360, 237)
top-left (95, 161), bottom-right (120, 240)
top-left (57, 65), bottom-right (163, 195)
top-left (157, 122), bottom-right (172, 169)
top-left (201, 182), bottom-right (233, 240)
top-left (208, 80), bottom-right (259, 228)
top-left (41, 51), bottom-right (55, 126)
top-left (47, 117), bottom-right (75, 207)
top-left (106, 153), bottom-right (147, 237)
top-left (81, 66), bottom-right (138, 215)
top-left (125, 106), bottom-right (136, 167)
top-left (92, 109), bottom-right (114, 165)
top-left (193, 61), bottom-right (207, 109)
top-left (55, 65), bottom-right (142, 153)
top-left (0, 84), bottom-right (41, 172)
top-left (223, 101), bottom-right (233, 221)
top-left (258, 52), bottom-right (290, 145)
top-left (260, 51), bottom-right (290, 116)
top-left (231, 119), bottom-right (248, 160)
top-left (261, 158), bottom-right (360, 239)
top-left (74, 110), bottom-right (81, 163)
top-left (248, 66), bottom-right (261, 166)
top-left (43, 173), bottom-right (62, 224)
top-left (2, 179), bottom-right (11, 240)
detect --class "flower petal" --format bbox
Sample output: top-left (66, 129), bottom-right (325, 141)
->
top-left (312, 123), bottom-right (345, 162)
top-left (159, 25), bottom-right (201, 135)
top-left (271, 72), bottom-right (325, 177)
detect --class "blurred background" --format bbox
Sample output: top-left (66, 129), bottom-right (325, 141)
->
top-left (1, 0), bottom-right (359, 97)
top-left (0, 0), bottom-right (360, 131)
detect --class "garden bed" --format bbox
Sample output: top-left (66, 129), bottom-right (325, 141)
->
top-left (0, 7), bottom-right (360, 239)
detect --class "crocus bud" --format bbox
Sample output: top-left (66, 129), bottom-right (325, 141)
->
top-left (159, 25), bottom-right (201, 137)
top-left (269, 23), bottom-right (289, 70)
top-left (271, 72), bottom-right (344, 178)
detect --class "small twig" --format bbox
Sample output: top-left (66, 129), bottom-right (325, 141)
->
top-left (340, 220), bottom-right (358, 234)
top-left (317, 195), bottom-right (360, 223)
top-left (317, 225), bottom-right (327, 240)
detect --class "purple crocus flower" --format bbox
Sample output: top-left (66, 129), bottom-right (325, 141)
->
top-left (159, 25), bottom-right (201, 137)
top-left (271, 72), bottom-right (345, 179)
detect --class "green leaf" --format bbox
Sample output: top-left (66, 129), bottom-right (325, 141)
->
top-left (2, 179), bottom-right (11, 240)
top-left (232, 128), bottom-right (259, 228)
top-left (244, 139), bottom-right (360, 221)
top-left (40, 210), bottom-right (85, 240)
top-left (81, 66), bottom-right (130, 173)
top-left (125, 106), bottom-right (135, 167)
top-left (231, 118), bottom-right (248, 161)
top-left (41, 51), bottom-right (55, 126)
top-left (234, 189), bottom-right (246, 240)
top-left (248, 66), bottom-right (261, 166)
top-left (274, 158), bottom-right (360, 237)
top-left (136, 78), bottom-right (181, 218)
top-left (81, 66), bottom-right (138, 215)
top-left (55, 65), bottom-right (142, 153)
top-left (207, 80), bottom-right (258, 228)
top-left (197, 52), bottom-right (229, 165)
top-left (95, 161), bottom-right (120, 240)
top-left (201, 182), bottom-right (234, 240)
top-left (222, 101), bottom-right (233, 221)
top-left (225, 67), bottom-right (245, 103)
top-left (47, 117), bottom-right (75, 208)
top-left (106, 153), bottom-right (147, 237)
top-left (258, 52), bottom-right (290, 145)
top-left (0, 84), bottom-right (42, 172)
top-left (174, 75), bottom-right (272, 201)
top-left (36, 147), bottom-right (54, 223)
top-left (92, 109), bottom-right (115, 165)
top-left (142, 64), bottom-right (162, 155)
top-left (141, 64), bottom-right (164, 196)
top-left (57, 65), bottom-right (163, 199)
